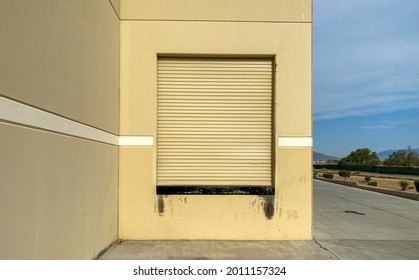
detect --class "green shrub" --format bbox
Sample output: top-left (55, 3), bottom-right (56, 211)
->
top-left (365, 176), bottom-right (371, 182)
top-left (414, 180), bottom-right (419, 193)
top-left (367, 181), bottom-right (378, 187)
top-left (323, 173), bottom-right (334, 179)
top-left (338, 170), bottom-right (351, 180)
top-left (400, 180), bottom-right (409, 191)
top-left (313, 172), bottom-right (318, 178)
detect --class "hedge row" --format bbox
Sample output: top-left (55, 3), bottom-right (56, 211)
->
top-left (313, 164), bottom-right (419, 175)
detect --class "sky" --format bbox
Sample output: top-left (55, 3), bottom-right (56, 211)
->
top-left (313, 0), bottom-right (419, 157)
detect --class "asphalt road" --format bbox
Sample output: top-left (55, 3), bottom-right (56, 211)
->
top-left (314, 179), bottom-right (419, 259)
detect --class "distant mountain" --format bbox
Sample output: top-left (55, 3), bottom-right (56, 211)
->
top-left (313, 151), bottom-right (339, 161)
top-left (377, 148), bottom-right (419, 160)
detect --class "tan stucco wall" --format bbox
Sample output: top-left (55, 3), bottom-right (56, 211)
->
top-left (119, 0), bottom-right (312, 240)
top-left (120, 0), bottom-right (311, 22)
top-left (119, 147), bottom-right (312, 240)
top-left (0, 123), bottom-right (118, 259)
top-left (0, 0), bottom-right (119, 259)
top-left (109, 0), bottom-right (121, 18)
top-left (0, 0), bottom-right (312, 252)
top-left (0, 0), bottom-right (119, 134)
top-left (120, 22), bottom-right (311, 136)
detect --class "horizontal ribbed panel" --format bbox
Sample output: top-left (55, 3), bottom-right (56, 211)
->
top-left (157, 58), bottom-right (273, 186)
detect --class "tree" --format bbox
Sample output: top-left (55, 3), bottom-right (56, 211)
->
top-left (338, 148), bottom-right (380, 166)
top-left (383, 150), bottom-right (419, 167)
top-left (338, 170), bottom-right (351, 181)
top-left (407, 151), bottom-right (419, 167)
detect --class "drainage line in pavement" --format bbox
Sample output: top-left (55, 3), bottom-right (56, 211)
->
top-left (314, 239), bottom-right (341, 260)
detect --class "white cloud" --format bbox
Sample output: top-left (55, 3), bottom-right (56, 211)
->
top-left (362, 125), bottom-right (393, 130)
top-left (314, 0), bottom-right (419, 120)
top-left (314, 93), bottom-right (419, 120)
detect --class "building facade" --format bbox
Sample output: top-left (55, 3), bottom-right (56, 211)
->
top-left (0, 0), bottom-right (312, 259)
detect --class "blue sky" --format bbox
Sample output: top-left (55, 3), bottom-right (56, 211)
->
top-left (313, 0), bottom-right (419, 157)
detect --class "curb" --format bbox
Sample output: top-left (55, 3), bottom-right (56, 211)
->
top-left (315, 178), bottom-right (419, 202)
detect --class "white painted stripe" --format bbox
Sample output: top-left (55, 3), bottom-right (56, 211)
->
top-left (2, 96), bottom-right (312, 149)
top-left (0, 96), bottom-right (155, 147)
top-left (119, 136), bottom-right (154, 146)
top-left (0, 96), bottom-right (119, 145)
top-left (278, 137), bottom-right (312, 147)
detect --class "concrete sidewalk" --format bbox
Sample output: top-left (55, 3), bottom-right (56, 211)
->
top-left (98, 240), bottom-right (337, 260)
top-left (99, 180), bottom-right (419, 260)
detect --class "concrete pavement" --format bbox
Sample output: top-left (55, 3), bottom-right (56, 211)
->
top-left (314, 179), bottom-right (419, 259)
top-left (99, 180), bottom-right (419, 260)
top-left (98, 240), bottom-right (337, 260)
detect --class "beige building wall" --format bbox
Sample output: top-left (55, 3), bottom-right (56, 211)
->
top-left (0, 0), bottom-right (119, 134)
top-left (109, 0), bottom-right (121, 18)
top-left (119, 0), bottom-right (312, 240)
top-left (0, 0), bottom-right (119, 259)
top-left (119, 0), bottom-right (311, 22)
top-left (0, 0), bottom-right (312, 258)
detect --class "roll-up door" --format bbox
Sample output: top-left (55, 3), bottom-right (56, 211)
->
top-left (157, 57), bottom-right (273, 187)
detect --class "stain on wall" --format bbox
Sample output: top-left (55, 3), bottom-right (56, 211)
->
top-left (287, 210), bottom-right (299, 220)
top-left (260, 195), bottom-right (275, 220)
top-left (156, 194), bottom-right (275, 220)
top-left (157, 195), bottom-right (165, 216)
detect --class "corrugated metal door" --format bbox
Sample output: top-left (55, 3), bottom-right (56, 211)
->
top-left (157, 57), bottom-right (273, 186)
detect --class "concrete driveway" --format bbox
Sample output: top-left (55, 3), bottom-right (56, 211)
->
top-left (99, 180), bottom-right (419, 260)
top-left (314, 179), bottom-right (419, 259)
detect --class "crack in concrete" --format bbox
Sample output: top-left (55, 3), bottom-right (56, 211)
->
top-left (314, 239), bottom-right (341, 260)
